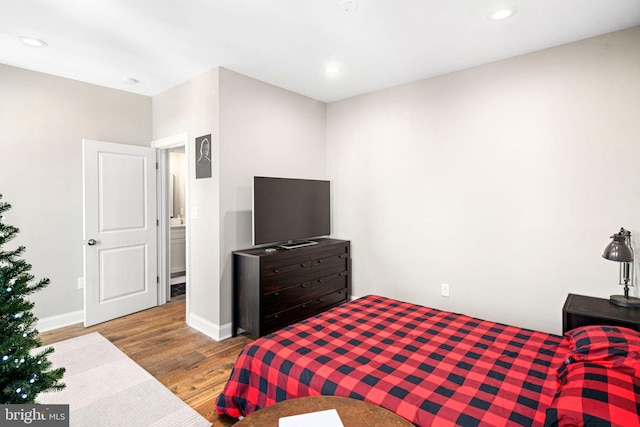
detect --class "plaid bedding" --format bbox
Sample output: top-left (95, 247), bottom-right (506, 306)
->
top-left (216, 295), bottom-right (569, 426)
top-left (565, 325), bottom-right (640, 377)
top-left (545, 362), bottom-right (640, 427)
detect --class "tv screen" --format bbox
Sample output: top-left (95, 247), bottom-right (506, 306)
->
top-left (253, 176), bottom-right (330, 247)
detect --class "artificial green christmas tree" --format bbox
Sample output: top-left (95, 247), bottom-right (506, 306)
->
top-left (0, 194), bottom-right (65, 403)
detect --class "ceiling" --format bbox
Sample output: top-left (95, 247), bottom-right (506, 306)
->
top-left (2, 0), bottom-right (639, 103)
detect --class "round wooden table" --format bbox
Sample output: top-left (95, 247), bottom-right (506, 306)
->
top-left (234, 396), bottom-right (412, 427)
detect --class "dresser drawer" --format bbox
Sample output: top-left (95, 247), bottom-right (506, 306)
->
top-left (263, 272), bottom-right (348, 314)
top-left (312, 253), bottom-right (348, 278)
top-left (262, 261), bottom-right (314, 292)
top-left (311, 288), bottom-right (348, 313)
top-left (262, 250), bottom-right (348, 293)
top-left (263, 288), bottom-right (348, 334)
top-left (262, 243), bottom-right (348, 270)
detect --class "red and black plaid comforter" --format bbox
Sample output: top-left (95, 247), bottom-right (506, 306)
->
top-left (216, 295), bottom-right (569, 426)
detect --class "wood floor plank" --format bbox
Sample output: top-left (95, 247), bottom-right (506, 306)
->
top-left (38, 296), bottom-right (253, 426)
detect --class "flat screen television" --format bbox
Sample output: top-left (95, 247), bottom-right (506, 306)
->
top-left (253, 176), bottom-right (330, 248)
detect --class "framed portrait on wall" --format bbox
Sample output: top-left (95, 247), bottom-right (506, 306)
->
top-left (195, 134), bottom-right (212, 179)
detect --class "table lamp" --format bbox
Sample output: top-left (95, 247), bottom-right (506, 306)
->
top-left (602, 227), bottom-right (640, 307)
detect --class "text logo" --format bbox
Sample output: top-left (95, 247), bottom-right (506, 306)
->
top-left (1, 405), bottom-right (69, 426)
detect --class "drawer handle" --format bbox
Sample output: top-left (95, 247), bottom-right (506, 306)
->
top-left (274, 314), bottom-right (279, 318)
top-left (274, 292), bottom-right (279, 296)
top-left (317, 279), bottom-right (323, 284)
top-left (301, 304), bottom-right (307, 308)
top-left (273, 269), bottom-right (280, 273)
top-left (301, 284), bottom-right (307, 288)
top-left (317, 259), bottom-right (323, 264)
top-left (319, 298), bottom-right (324, 302)
top-left (301, 263), bottom-right (309, 267)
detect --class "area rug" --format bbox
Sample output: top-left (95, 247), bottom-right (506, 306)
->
top-left (36, 332), bottom-right (211, 427)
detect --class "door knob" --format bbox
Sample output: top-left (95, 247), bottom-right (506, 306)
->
top-left (87, 239), bottom-right (97, 246)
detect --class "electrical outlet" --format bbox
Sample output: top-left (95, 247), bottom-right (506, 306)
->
top-left (441, 283), bottom-right (450, 297)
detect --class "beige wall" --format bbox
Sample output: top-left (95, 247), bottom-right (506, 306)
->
top-left (153, 68), bottom-right (221, 331)
top-left (218, 68), bottom-right (327, 325)
top-left (0, 64), bottom-right (152, 319)
top-left (327, 27), bottom-right (640, 334)
top-left (153, 68), bottom-right (327, 331)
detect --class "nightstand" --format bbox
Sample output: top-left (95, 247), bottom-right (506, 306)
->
top-left (563, 293), bottom-right (640, 333)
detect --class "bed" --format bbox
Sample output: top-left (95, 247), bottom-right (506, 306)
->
top-left (216, 295), bottom-right (640, 426)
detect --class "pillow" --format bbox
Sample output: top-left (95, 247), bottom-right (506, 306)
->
top-left (564, 325), bottom-right (640, 377)
top-left (545, 363), bottom-right (640, 427)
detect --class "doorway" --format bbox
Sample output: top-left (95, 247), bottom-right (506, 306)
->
top-left (168, 147), bottom-right (186, 300)
top-left (152, 133), bottom-right (190, 318)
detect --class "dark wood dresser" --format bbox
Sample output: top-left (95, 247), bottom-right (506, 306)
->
top-left (233, 238), bottom-right (351, 338)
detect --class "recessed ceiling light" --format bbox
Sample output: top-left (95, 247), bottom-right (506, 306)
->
top-left (339, 0), bottom-right (359, 12)
top-left (488, 7), bottom-right (517, 21)
top-left (121, 77), bottom-right (139, 85)
top-left (19, 36), bottom-right (48, 47)
top-left (325, 66), bottom-right (341, 75)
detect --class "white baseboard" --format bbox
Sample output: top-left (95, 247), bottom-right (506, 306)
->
top-left (37, 308), bottom-right (237, 340)
top-left (217, 322), bottom-right (234, 340)
top-left (37, 310), bottom-right (84, 332)
top-left (187, 313), bottom-right (234, 342)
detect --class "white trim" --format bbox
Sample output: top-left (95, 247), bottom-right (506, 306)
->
top-left (218, 323), bottom-right (235, 340)
top-left (37, 310), bottom-right (84, 332)
top-left (187, 313), bottom-right (233, 342)
top-left (151, 132), bottom-right (189, 150)
top-left (156, 149), bottom-right (170, 305)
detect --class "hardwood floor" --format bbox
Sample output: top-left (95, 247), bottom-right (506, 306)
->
top-left (38, 296), bottom-right (253, 426)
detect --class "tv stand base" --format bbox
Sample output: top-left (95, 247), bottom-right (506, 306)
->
top-left (277, 240), bottom-right (318, 250)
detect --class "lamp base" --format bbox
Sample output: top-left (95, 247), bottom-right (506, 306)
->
top-left (610, 294), bottom-right (640, 308)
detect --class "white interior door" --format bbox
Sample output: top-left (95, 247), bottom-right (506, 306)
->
top-left (83, 139), bottom-right (157, 326)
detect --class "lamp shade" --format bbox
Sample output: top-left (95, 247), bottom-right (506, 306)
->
top-left (602, 229), bottom-right (633, 262)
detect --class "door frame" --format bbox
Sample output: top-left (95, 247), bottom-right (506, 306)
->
top-left (152, 132), bottom-right (190, 321)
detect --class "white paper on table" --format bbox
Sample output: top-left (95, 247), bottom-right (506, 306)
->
top-left (278, 408), bottom-right (345, 427)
